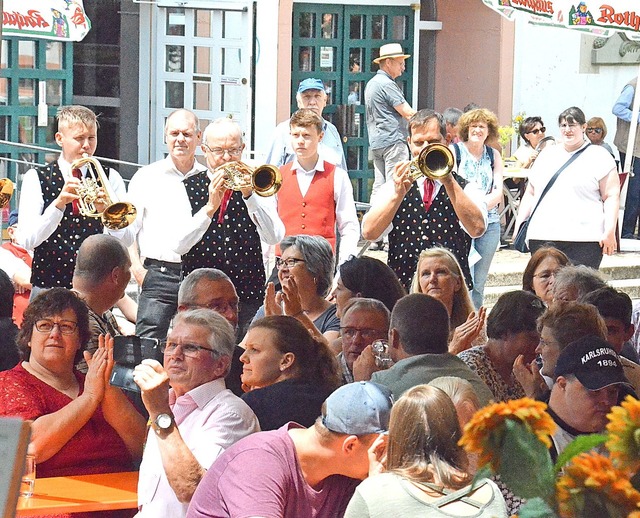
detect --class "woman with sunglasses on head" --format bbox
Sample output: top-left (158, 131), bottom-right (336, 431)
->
top-left (240, 315), bottom-right (340, 430)
top-left (259, 235), bottom-right (340, 346)
top-left (514, 106), bottom-right (619, 269)
top-left (411, 247), bottom-right (485, 354)
top-left (0, 288), bottom-right (145, 479)
top-left (513, 116), bottom-right (555, 169)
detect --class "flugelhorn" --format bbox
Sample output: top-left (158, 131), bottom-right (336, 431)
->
top-left (215, 160), bottom-right (282, 197)
top-left (70, 154), bottom-right (137, 230)
top-left (408, 143), bottom-right (455, 181)
top-left (0, 178), bottom-right (14, 208)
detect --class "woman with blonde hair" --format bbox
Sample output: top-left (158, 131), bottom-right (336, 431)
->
top-left (344, 385), bottom-right (507, 517)
top-left (411, 247), bottom-right (485, 353)
top-left (453, 108), bottom-right (504, 309)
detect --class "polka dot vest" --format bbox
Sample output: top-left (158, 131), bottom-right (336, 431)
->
top-left (388, 174), bottom-right (473, 292)
top-left (182, 172), bottom-right (265, 304)
top-left (31, 161), bottom-right (104, 289)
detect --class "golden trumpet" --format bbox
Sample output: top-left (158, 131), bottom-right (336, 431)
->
top-left (409, 143), bottom-right (455, 181)
top-left (0, 178), bottom-right (14, 208)
top-left (215, 160), bottom-right (282, 197)
top-left (70, 155), bottom-right (137, 230)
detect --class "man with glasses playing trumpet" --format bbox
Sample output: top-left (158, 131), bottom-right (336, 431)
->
top-left (170, 117), bottom-right (284, 336)
top-left (362, 109), bottom-right (487, 291)
top-left (16, 105), bottom-right (126, 296)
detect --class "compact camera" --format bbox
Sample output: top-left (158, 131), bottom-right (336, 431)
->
top-left (371, 339), bottom-right (394, 369)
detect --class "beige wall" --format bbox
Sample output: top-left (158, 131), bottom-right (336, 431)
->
top-left (433, 0), bottom-right (515, 124)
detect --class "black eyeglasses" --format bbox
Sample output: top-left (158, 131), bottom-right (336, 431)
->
top-left (586, 127), bottom-right (603, 134)
top-left (528, 127), bottom-right (546, 135)
top-left (161, 341), bottom-right (216, 358)
top-left (35, 319), bottom-right (78, 335)
top-left (275, 257), bottom-right (306, 269)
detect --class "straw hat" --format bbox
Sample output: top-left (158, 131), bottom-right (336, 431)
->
top-left (373, 43), bottom-right (410, 64)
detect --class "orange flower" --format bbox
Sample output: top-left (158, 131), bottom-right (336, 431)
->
top-left (557, 452), bottom-right (640, 517)
top-left (459, 398), bottom-right (556, 469)
top-left (606, 395), bottom-right (640, 472)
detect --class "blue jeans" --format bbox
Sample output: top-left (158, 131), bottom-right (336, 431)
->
top-left (621, 152), bottom-right (640, 237)
top-left (470, 213), bottom-right (501, 309)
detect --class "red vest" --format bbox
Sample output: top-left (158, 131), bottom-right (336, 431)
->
top-left (277, 161), bottom-right (337, 254)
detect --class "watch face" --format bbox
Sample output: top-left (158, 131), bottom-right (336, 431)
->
top-left (156, 414), bottom-right (172, 429)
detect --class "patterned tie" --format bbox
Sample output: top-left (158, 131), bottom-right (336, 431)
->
top-left (217, 189), bottom-right (233, 224)
top-left (423, 179), bottom-right (436, 212)
top-left (172, 393), bottom-right (198, 425)
top-left (71, 168), bottom-right (82, 215)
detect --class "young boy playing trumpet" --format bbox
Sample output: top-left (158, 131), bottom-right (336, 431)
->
top-left (16, 105), bottom-right (126, 294)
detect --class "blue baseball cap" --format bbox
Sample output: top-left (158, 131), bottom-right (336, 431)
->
top-left (297, 78), bottom-right (326, 94)
top-left (8, 210), bottom-right (18, 227)
top-left (322, 381), bottom-right (394, 435)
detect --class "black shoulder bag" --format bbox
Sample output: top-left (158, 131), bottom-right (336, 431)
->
top-left (513, 144), bottom-right (590, 253)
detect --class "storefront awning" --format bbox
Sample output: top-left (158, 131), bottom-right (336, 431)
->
top-left (2, 0), bottom-right (91, 41)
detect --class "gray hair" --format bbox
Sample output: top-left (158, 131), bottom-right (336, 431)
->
top-left (342, 298), bottom-right (391, 329)
top-left (172, 309), bottom-right (235, 375)
top-left (553, 265), bottom-right (607, 301)
top-left (202, 117), bottom-right (244, 145)
top-left (73, 234), bottom-right (129, 286)
top-left (280, 235), bottom-right (334, 296)
top-left (178, 268), bottom-right (233, 305)
top-left (442, 107), bottom-right (463, 126)
top-left (428, 376), bottom-right (480, 411)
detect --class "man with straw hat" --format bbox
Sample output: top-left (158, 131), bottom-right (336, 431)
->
top-left (365, 43), bottom-right (416, 250)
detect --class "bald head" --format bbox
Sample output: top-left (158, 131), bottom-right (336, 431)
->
top-left (74, 234), bottom-right (129, 286)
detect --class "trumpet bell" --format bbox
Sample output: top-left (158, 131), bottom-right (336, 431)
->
top-left (69, 154), bottom-right (137, 230)
top-left (102, 202), bottom-right (137, 230)
top-left (0, 178), bottom-right (14, 209)
top-left (217, 161), bottom-right (281, 197)
top-left (410, 143), bottom-right (454, 181)
top-left (253, 165), bottom-right (282, 197)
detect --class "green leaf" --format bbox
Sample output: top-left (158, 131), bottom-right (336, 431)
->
top-left (518, 497), bottom-right (559, 518)
top-left (497, 420), bottom-right (555, 500)
top-left (553, 434), bottom-right (607, 474)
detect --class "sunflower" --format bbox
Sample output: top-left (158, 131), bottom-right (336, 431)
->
top-left (459, 398), bottom-right (556, 469)
top-left (557, 452), bottom-right (640, 517)
top-left (606, 395), bottom-right (640, 472)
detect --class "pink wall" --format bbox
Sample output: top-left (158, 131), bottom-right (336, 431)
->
top-left (277, 0), bottom-right (294, 124)
top-left (433, 0), bottom-right (515, 124)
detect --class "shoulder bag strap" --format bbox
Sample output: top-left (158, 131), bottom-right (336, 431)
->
top-left (526, 143), bottom-right (591, 224)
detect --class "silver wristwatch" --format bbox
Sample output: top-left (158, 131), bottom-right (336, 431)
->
top-left (154, 413), bottom-right (174, 431)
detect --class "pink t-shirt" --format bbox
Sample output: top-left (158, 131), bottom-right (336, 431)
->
top-left (187, 422), bottom-right (359, 518)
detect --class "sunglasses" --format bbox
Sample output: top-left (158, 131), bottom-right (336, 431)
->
top-left (527, 127), bottom-right (546, 135)
top-left (586, 127), bottom-right (603, 134)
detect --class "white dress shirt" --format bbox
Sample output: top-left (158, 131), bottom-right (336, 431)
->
top-left (362, 175), bottom-right (488, 239)
top-left (0, 248), bottom-right (31, 284)
top-left (169, 170), bottom-right (285, 255)
top-left (15, 156), bottom-right (126, 250)
top-left (136, 377), bottom-right (260, 518)
top-left (279, 154), bottom-right (360, 265)
top-left (110, 157), bottom-right (207, 263)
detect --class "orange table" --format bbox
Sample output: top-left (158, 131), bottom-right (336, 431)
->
top-left (16, 471), bottom-right (138, 516)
